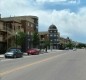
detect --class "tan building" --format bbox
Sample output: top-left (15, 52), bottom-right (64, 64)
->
top-left (59, 37), bottom-right (71, 45)
top-left (0, 15), bottom-right (38, 53)
top-left (39, 32), bottom-right (49, 49)
top-left (2, 16), bottom-right (38, 34)
top-left (0, 18), bottom-right (23, 53)
top-left (39, 32), bottom-right (49, 41)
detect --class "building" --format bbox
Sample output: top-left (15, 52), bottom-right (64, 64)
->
top-left (39, 32), bottom-right (49, 49)
top-left (0, 18), bottom-right (23, 53)
top-left (48, 24), bottom-right (60, 49)
top-left (0, 15), bottom-right (38, 53)
top-left (39, 24), bottom-right (60, 49)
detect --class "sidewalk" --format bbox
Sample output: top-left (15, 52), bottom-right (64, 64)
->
top-left (0, 54), bottom-right (4, 58)
top-left (42, 49), bottom-right (63, 53)
top-left (0, 50), bottom-right (62, 58)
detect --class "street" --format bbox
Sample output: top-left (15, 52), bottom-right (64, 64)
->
top-left (0, 49), bottom-right (86, 80)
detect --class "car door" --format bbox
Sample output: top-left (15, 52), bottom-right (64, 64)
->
top-left (17, 49), bottom-right (22, 57)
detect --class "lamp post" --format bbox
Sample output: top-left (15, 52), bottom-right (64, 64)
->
top-left (50, 43), bottom-right (52, 51)
top-left (28, 39), bottom-right (30, 49)
top-left (15, 32), bottom-right (18, 49)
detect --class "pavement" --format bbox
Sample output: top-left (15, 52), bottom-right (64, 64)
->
top-left (1, 49), bottom-right (86, 80)
top-left (0, 54), bottom-right (4, 58)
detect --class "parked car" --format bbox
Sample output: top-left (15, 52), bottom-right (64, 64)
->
top-left (65, 47), bottom-right (69, 50)
top-left (73, 48), bottom-right (77, 51)
top-left (5, 48), bottom-right (23, 58)
top-left (26, 48), bottom-right (40, 55)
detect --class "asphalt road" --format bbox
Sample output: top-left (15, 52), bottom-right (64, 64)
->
top-left (0, 49), bottom-right (86, 80)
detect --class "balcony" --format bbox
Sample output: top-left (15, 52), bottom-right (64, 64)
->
top-left (0, 26), bottom-right (13, 34)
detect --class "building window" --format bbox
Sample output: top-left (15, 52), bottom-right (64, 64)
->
top-left (54, 31), bottom-right (56, 33)
top-left (31, 24), bottom-right (33, 27)
top-left (51, 31), bottom-right (52, 32)
top-left (28, 23), bottom-right (30, 26)
top-left (54, 39), bottom-right (57, 41)
top-left (54, 34), bottom-right (56, 37)
top-left (18, 26), bottom-right (20, 29)
top-left (51, 40), bottom-right (52, 41)
top-left (28, 32), bottom-right (30, 35)
top-left (50, 34), bottom-right (52, 36)
top-left (31, 32), bottom-right (33, 35)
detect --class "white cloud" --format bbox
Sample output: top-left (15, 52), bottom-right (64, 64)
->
top-left (36, 0), bottom-right (80, 4)
top-left (31, 8), bottom-right (86, 42)
top-left (36, 0), bottom-right (66, 3)
top-left (67, 0), bottom-right (80, 4)
top-left (0, 0), bottom-right (85, 42)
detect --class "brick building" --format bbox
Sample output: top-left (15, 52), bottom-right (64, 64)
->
top-left (0, 15), bottom-right (38, 53)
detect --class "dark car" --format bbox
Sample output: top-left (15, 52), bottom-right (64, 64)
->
top-left (26, 48), bottom-right (40, 55)
top-left (5, 48), bottom-right (23, 58)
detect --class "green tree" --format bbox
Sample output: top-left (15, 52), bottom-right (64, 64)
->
top-left (32, 32), bottom-right (39, 48)
top-left (16, 32), bottom-right (26, 48)
top-left (66, 42), bottom-right (74, 49)
top-left (44, 40), bottom-right (50, 52)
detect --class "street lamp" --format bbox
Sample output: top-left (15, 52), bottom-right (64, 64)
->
top-left (15, 32), bottom-right (18, 49)
top-left (28, 39), bottom-right (30, 49)
top-left (50, 42), bottom-right (52, 51)
top-left (28, 32), bottom-right (30, 49)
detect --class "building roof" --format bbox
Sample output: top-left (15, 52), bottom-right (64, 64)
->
top-left (49, 24), bottom-right (57, 30)
top-left (39, 31), bottom-right (48, 35)
top-left (2, 16), bottom-right (38, 24)
top-left (0, 19), bottom-right (4, 22)
top-left (2, 17), bottom-right (21, 23)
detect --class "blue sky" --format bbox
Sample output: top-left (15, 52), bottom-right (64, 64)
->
top-left (0, 0), bottom-right (86, 43)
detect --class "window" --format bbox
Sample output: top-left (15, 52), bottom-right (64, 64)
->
top-left (51, 40), bottom-right (52, 41)
top-left (18, 26), bottom-right (20, 29)
top-left (31, 32), bottom-right (33, 35)
top-left (31, 24), bottom-right (33, 27)
top-left (54, 34), bottom-right (56, 37)
top-left (54, 31), bottom-right (56, 33)
top-left (50, 34), bottom-right (53, 36)
top-left (54, 39), bottom-right (57, 41)
top-left (50, 31), bottom-right (52, 33)
top-left (28, 23), bottom-right (30, 26)
top-left (28, 32), bottom-right (30, 35)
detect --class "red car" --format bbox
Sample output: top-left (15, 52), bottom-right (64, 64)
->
top-left (26, 48), bottom-right (40, 55)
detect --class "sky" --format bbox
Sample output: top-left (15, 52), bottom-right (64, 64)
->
top-left (0, 0), bottom-right (86, 43)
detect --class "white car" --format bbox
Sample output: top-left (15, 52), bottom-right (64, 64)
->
top-left (73, 48), bottom-right (76, 51)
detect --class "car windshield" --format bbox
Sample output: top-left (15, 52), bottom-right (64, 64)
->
top-left (7, 49), bottom-right (17, 52)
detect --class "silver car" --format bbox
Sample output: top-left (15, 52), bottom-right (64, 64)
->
top-left (5, 48), bottom-right (23, 58)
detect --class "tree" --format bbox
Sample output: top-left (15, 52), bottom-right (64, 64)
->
top-left (32, 32), bottom-right (39, 48)
top-left (66, 42), bottom-right (74, 49)
top-left (16, 31), bottom-right (26, 48)
top-left (76, 43), bottom-right (86, 48)
top-left (44, 40), bottom-right (50, 52)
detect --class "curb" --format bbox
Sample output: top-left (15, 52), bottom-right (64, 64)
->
top-left (0, 55), bottom-right (4, 58)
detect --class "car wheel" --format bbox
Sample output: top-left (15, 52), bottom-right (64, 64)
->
top-left (21, 55), bottom-right (23, 58)
top-left (14, 55), bottom-right (16, 58)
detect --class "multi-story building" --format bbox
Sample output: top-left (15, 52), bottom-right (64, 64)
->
top-left (0, 18), bottom-right (23, 53)
top-left (39, 32), bottom-right (49, 49)
top-left (48, 24), bottom-right (60, 49)
top-left (0, 15), bottom-right (38, 52)
top-left (2, 16), bottom-right (38, 34)
top-left (39, 24), bottom-right (60, 49)
top-left (0, 20), bottom-right (6, 54)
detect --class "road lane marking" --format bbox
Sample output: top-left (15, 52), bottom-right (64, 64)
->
top-left (0, 53), bottom-right (67, 76)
